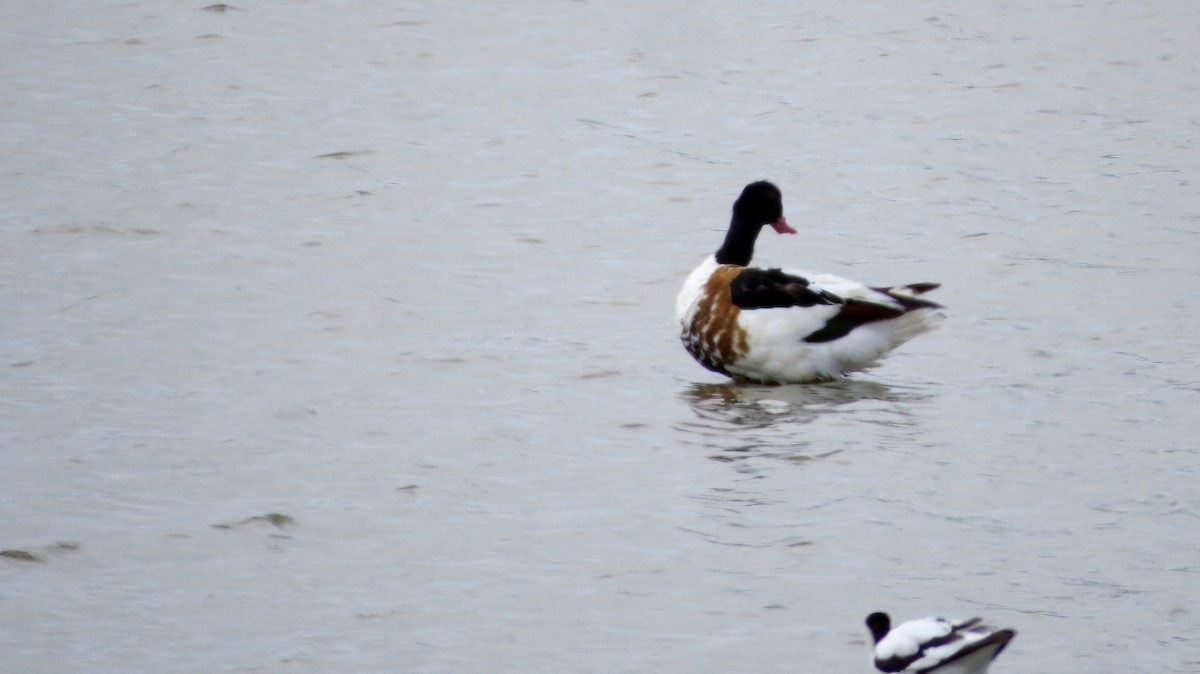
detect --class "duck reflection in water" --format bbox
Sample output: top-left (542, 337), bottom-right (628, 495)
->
top-left (677, 379), bottom-right (931, 465)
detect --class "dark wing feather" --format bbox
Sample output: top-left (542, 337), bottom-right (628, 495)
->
top-left (729, 268), bottom-right (842, 310)
top-left (871, 283), bottom-right (944, 311)
top-left (914, 624), bottom-right (1015, 674)
top-left (803, 299), bottom-right (904, 343)
top-left (732, 270), bottom-right (943, 344)
top-left (806, 283), bottom-right (943, 343)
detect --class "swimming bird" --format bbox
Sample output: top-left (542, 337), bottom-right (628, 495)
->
top-left (865, 612), bottom-right (1016, 674)
top-left (675, 181), bottom-right (944, 384)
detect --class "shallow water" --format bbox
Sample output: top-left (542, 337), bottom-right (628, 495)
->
top-left (2, 1), bottom-right (1199, 672)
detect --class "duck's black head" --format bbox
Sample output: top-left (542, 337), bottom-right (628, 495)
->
top-left (715, 180), bottom-right (797, 266)
top-left (734, 180), bottom-right (786, 225)
top-left (865, 612), bottom-right (892, 644)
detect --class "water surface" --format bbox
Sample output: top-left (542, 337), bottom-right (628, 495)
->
top-left (2, 2), bottom-right (1198, 672)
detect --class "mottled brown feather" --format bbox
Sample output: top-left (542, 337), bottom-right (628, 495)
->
top-left (682, 265), bottom-right (750, 375)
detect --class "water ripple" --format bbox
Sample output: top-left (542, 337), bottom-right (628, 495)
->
top-left (675, 379), bottom-right (932, 465)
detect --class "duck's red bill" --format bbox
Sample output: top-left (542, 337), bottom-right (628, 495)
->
top-left (771, 217), bottom-right (797, 234)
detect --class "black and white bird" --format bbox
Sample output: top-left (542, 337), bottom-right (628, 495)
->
top-left (865, 612), bottom-right (1016, 674)
top-left (675, 181), bottom-right (944, 384)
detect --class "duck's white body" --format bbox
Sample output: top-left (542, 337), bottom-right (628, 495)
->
top-left (676, 254), bottom-right (943, 384)
top-left (868, 614), bottom-right (1016, 674)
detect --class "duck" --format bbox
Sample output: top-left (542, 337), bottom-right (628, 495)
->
top-left (675, 180), bottom-right (944, 384)
top-left (865, 612), bottom-right (1017, 674)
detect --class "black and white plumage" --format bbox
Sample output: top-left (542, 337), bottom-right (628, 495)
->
top-left (865, 612), bottom-right (1016, 674)
top-left (675, 181), bottom-right (944, 384)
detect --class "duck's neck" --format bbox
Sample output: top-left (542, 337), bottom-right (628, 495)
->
top-left (714, 218), bottom-right (761, 266)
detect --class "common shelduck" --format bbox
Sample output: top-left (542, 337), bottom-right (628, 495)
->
top-left (865, 612), bottom-right (1016, 674)
top-left (675, 181), bottom-right (944, 384)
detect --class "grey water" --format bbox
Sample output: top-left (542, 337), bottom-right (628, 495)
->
top-left (2, 1), bottom-right (1198, 672)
